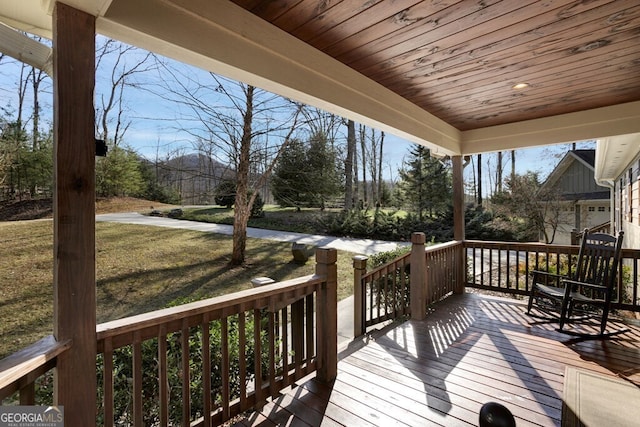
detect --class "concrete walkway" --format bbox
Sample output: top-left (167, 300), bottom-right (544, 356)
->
top-left (96, 212), bottom-right (409, 345)
top-left (96, 212), bottom-right (408, 255)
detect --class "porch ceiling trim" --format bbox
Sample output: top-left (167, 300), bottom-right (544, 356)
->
top-left (460, 101), bottom-right (640, 155)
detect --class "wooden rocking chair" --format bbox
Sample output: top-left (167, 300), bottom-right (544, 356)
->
top-left (527, 229), bottom-right (627, 337)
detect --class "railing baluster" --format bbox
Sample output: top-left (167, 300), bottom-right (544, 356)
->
top-left (158, 326), bottom-right (168, 427)
top-left (181, 320), bottom-right (190, 426)
top-left (202, 313), bottom-right (211, 427)
top-left (292, 299), bottom-right (304, 378)
top-left (221, 316), bottom-right (230, 420)
top-left (368, 273), bottom-right (374, 325)
top-left (392, 262), bottom-right (398, 317)
top-left (18, 383), bottom-right (35, 405)
top-left (133, 331), bottom-right (143, 427)
top-left (268, 310), bottom-right (276, 397)
top-left (238, 311), bottom-right (247, 409)
top-left (253, 308), bottom-right (263, 406)
top-left (281, 306), bottom-right (289, 387)
top-left (305, 294), bottom-right (314, 363)
top-left (103, 337), bottom-right (114, 427)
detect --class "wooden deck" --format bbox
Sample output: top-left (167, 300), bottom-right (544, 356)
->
top-left (234, 293), bottom-right (640, 427)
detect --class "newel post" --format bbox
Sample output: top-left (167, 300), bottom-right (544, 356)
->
top-left (353, 255), bottom-right (368, 337)
top-left (410, 232), bottom-right (427, 320)
top-left (52, 3), bottom-right (96, 424)
top-left (316, 247), bottom-right (338, 383)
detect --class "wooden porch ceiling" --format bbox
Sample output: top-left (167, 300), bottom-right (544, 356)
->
top-left (230, 0), bottom-right (640, 132)
top-left (1, 0), bottom-right (640, 155)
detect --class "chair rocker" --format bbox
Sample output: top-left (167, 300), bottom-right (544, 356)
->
top-left (527, 230), bottom-right (627, 338)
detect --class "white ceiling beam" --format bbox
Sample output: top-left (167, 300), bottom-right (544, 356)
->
top-left (0, 22), bottom-right (52, 75)
top-left (461, 101), bottom-right (640, 155)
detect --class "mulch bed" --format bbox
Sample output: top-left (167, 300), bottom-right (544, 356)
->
top-left (0, 199), bottom-right (53, 221)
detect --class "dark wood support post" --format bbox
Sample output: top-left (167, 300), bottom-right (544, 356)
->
top-left (452, 156), bottom-right (466, 294)
top-left (52, 3), bottom-right (96, 423)
top-left (352, 255), bottom-right (368, 338)
top-left (452, 155), bottom-right (465, 241)
top-left (316, 247), bottom-right (337, 383)
top-left (410, 232), bottom-right (427, 320)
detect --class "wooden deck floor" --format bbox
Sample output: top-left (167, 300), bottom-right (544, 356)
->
top-left (235, 293), bottom-right (640, 426)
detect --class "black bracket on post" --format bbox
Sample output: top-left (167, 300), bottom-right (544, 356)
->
top-left (95, 139), bottom-right (108, 157)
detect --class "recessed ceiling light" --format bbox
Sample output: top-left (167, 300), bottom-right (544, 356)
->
top-left (512, 82), bottom-right (529, 90)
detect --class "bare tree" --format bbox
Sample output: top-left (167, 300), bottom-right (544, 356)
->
top-left (95, 38), bottom-right (154, 146)
top-left (153, 63), bottom-right (304, 264)
top-left (344, 119), bottom-right (356, 210)
top-left (359, 124), bottom-right (367, 207)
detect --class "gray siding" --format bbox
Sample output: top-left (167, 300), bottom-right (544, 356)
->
top-left (557, 160), bottom-right (606, 195)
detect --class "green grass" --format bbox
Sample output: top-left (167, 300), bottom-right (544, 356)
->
top-left (0, 220), bottom-right (357, 359)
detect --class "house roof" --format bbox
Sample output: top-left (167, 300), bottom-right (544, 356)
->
top-left (542, 149), bottom-right (610, 201)
top-left (1, 0), bottom-right (640, 158)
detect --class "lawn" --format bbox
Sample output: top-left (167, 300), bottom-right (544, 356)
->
top-left (0, 220), bottom-right (357, 359)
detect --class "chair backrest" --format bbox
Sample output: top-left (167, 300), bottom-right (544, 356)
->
top-left (573, 229), bottom-right (624, 299)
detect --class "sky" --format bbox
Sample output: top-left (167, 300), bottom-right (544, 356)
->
top-left (0, 36), bottom-right (595, 197)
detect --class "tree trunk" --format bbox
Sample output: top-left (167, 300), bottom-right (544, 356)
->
top-left (359, 124), bottom-right (367, 207)
top-left (497, 151), bottom-right (503, 193)
top-left (344, 120), bottom-right (355, 210)
top-left (370, 128), bottom-right (377, 205)
top-left (511, 150), bottom-right (516, 183)
top-left (477, 153), bottom-right (482, 205)
top-left (231, 85), bottom-right (254, 265)
top-left (377, 131), bottom-right (384, 207)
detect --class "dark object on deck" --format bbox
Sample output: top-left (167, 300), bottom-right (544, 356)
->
top-left (479, 402), bottom-right (516, 427)
top-left (292, 242), bottom-right (312, 264)
top-left (527, 229), bottom-right (627, 337)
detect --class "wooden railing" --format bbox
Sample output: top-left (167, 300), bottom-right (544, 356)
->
top-left (354, 251), bottom-right (410, 335)
top-left (0, 248), bottom-right (337, 427)
top-left (0, 336), bottom-right (71, 404)
top-left (355, 236), bottom-right (640, 335)
top-left (354, 233), bottom-right (466, 334)
top-left (464, 240), bottom-right (640, 311)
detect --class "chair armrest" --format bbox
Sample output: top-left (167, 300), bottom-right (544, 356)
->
top-left (561, 279), bottom-right (608, 292)
top-left (531, 270), bottom-right (567, 280)
top-left (531, 270), bottom-right (569, 288)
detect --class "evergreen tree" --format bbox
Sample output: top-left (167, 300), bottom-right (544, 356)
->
top-left (305, 131), bottom-right (342, 209)
top-left (271, 132), bottom-right (342, 209)
top-left (95, 145), bottom-right (145, 197)
top-left (271, 138), bottom-right (309, 208)
top-left (397, 144), bottom-right (452, 220)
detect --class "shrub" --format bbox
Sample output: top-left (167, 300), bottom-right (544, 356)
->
top-left (214, 180), bottom-right (236, 208)
top-left (250, 192), bottom-right (264, 218)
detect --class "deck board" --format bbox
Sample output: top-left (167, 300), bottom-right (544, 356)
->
top-left (235, 293), bottom-right (640, 426)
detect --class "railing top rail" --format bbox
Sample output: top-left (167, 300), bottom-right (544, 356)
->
top-left (463, 240), bottom-right (578, 251)
top-left (463, 239), bottom-right (640, 257)
top-left (97, 273), bottom-right (324, 340)
top-left (425, 240), bottom-right (463, 252)
top-left (0, 335), bottom-right (71, 397)
top-left (362, 251), bottom-right (411, 278)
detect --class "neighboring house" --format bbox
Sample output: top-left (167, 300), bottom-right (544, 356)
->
top-left (595, 135), bottom-right (640, 250)
top-left (540, 149), bottom-right (611, 244)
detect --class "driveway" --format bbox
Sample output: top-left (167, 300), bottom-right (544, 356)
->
top-left (96, 212), bottom-right (409, 256)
